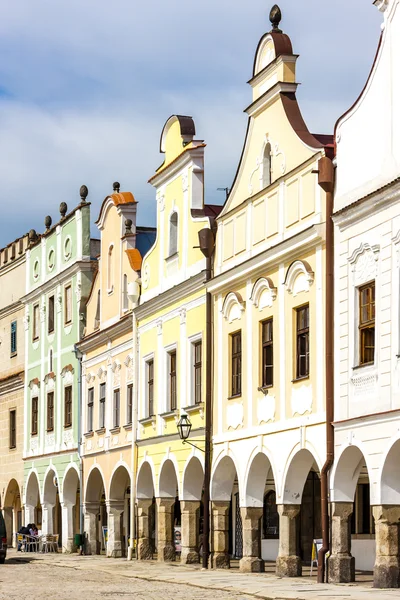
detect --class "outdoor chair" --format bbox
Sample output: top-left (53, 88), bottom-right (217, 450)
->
top-left (17, 533), bottom-right (40, 553)
top-left (40, 534), bottom-right (59, 553)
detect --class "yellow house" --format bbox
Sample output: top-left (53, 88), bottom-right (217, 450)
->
top-left (208, 7), bottom-right (334, 577)
top-left (135, 115), bottom-right (220, 563)
top-left (78, 183), bottom-right (154, 557)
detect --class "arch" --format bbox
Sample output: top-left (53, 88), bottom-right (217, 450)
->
top-left (284, 260), bottom-right (314, 296)
top-left (250, 277), bottom-right (277, 310)
top-left (169, 211), bottom-right (178, 256)
top-left (244, 451), bottom-right (275, 508)
top-left (85, 466), bottom-right (106, 504)
top-left (43, 466), bottom-right (59, 505)
top-left (221, 292), bottom-right (245, 324)
top-left (262, 142), bottom-right (272, 188)
top-left (107, 244), bottom-right (114, 291)
top-left (25, 470), bottom-right (40, 507)
top-left (137, 460), bottom-right (155, 500)
top-left (62, 464), bottom-right (80, 506)
top-left (160, 115), bottom-right (196, 153)
top-left (331, 444), bottom-right (370, 503)
top-left (158, 458), bottom-right (179, 499)
top-left (182, 456), bottom-right (204, 501)
top-left (380, 438), bottom-right (400, 504)
top-left (109, 463), bottom-right (131, 502)
top-left (4, 479), bottom-right (21, 509)
top-left (281, 448), bottom-right (320, 504)
top-left (211, 453), bottom-right (239, 502)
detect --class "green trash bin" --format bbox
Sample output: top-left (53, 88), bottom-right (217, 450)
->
top-left (74, 533), bottom-right (82, 547)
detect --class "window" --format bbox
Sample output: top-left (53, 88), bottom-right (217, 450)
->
top-left (99, 383), bottom-right (106, 429)
top-left (169, 212), bottom-right (178, 256)
top-left (11, 321), bottom-right (17, 355)
top-left (107, 245), bottom-right (114, 292)
top-left (262, 142), bottom-right (272, 189)
top-left (146, 360), bottom-right (154, 417)
top-left (122, 274), bottom-right (128, 311)
top-left (231, 331), bottom-right (242, 397)
top-left (87, 387), bottom-right (94, 433)
top-left (65, 285), bottom-right (72, 324)
top-left (127, 384), bottom-right (133, 425)
top-left (33, 304), bottom-right (40, 341)
top-left (168, 351), bottom-right (177, 411)
top-left (48, 295), bottom-right (55, 333)
top-left (9, 410), bottom-right (16, 449)
top-left (359, 282), bottom-right (375, 365)
top-left (95, 290), bottom-right (101, 329)
top-left (49, 349), bottom-right (53, 373)
top-left (261, 319), bottom-right (273, 387)
top-left (47, 392), bottom-right (54, 431)
top-left (296, 305), bottom-right (310, 379)
top-left (193, 341), bottom-right (202, 405)
top-left (113, 388), bottom-right (120, 428)
top-left (31, 397), bottom-right (38, 436)
top-left (64, 386), bottom-right (72, 427)
top-left (263, 491), bottom-right (279, 539)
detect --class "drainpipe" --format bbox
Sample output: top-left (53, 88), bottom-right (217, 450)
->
top-left (317, 156), bottom-right (335, 583)
top-left (74, 344), bottom-right (84, 555)
top-left (198, 228), bottom-right (215, 570)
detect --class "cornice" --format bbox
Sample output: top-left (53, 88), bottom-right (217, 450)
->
top-left (0, 300), bottom-right (23, 320)
top-left (245, 81), bottom-right (298, 117)
top-left (22, 259), bottom-right (94, 304)
top-left (248, 54), bottom-right (298, 87)
top-left (0, 253), bottom-right (26, 278)
top-left (148, 145), bottom-right (205, 189)
top-left (77, 313), bottom-right (133, 354)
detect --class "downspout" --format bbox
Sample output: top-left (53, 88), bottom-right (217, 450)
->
top-left (317, 156), bottom-right (335, 583)
top-left (74, 344), bottom-right (84, 555)
top-left (128, 294), bottom-right (139, 560)
top-left (198, 228), bottom-right (215, 570)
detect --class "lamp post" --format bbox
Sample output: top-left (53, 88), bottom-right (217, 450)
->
top-left (177, 415), bottom-right (204, 452)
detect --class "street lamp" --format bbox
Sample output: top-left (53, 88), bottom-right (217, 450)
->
top-left (177, 415), bottom-right (204, 452)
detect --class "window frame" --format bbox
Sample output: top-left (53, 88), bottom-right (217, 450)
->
top-left (31, 397), bottom-right (38, 436)
top-left (64, 284), bottom-right (72, 325)
top-left (358, 281), bottom-right (375, 366)
top-left (33, 304), bottom-right (40, 341)
top-left (87, 387), bottom-right (94, 433)
top-left (113, 388), bottom-right (120, 428)
top-left (47, 391), bottom-right (54, 432)
top-left (48, 295), bottom-right (55, 334)
top-left (193, 340), bottom-right (202, 405)
top-left (64, 385), bottom-right (73, 428)
top-left (230, 331), bottom-right (242, 397)
top-left (296, 304), bottom-right (310, 380)
top-left (10, 320), bottom-right (17, 356)
top-left (146, 359), bottom-right (154, 418)
top-left (168, 350), bottom-right (177, 411)
top-left (9, 409), bottom-right (16, 449)
top-left (99, 382), bottom-right (106, 429)
top-left (168, 212), bottom-right (178, 257)
top-left (261, 318), bottom-right (273, 388)
top-left (127, 383), bottom-right (133, 425)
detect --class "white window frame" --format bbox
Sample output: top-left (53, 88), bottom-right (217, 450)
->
top-left (142, 353), bottom-right (155, 419)
top-left (188, 333), bottom-right (202, 407)
top-left (164, 343), bottom-right (178, 413)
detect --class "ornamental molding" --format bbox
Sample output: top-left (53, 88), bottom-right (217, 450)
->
top-left (39, 305), bottom-right (46, 323)
top-left (182, 171), bottom-right (189, 193)
top-left (85, 372), bottom-right (95, 384)
top-left (56, 294), bottom-right (62, 314)
top-left (351, 368), bottom-right (378, 397)
top-left (291, 383), bottom-right (313, 416)
top-left (257, 395), bottom-right (275, 424)
top-left (23, 315), bottom-right (30, 331)
top-left (348, 243), bottom-right (380, 284)
top-left (284, 260), bottom-right (314, 296)
top-left (226, 402), bottom-right (244, 430)
top-left (124, 354), bottom-right (133, 368)
top-left (97, 366), bottom-right (107, 381)
top-left (28, 378), bottom-right (40, 391)
top-left (373, 0), bottom-right (389, 12)
top-left (221, 292), bottom-right (245, 323)
top-left (250, 277), bottom-right (277, 310)
top-left (179, 308), bottom-right (187, 325)
top-left (44, 372), bottom-right (56, 387)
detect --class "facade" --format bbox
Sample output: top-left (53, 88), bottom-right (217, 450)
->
top-left (78, 184), bottom-right (154, 557)
top-left (22, 193), bottom-right (97, 552)
top-left (331, 0), bottom-right (400, 588)
top-left (135, 115), bottom-right (220, 563)
top-left (208, 10), bottom-right (334, 575)
top-left (0, 235), bottom-right (29, 547)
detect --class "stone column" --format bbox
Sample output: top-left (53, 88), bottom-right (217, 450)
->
top-left (106, 501), bottom-right (124, 558)
top-left (373, 505), bottom-right (400, 588)
top-left (328, 502), bottom-right (355, 583)
top-left (25, 505), bottom-right (35, 527)
top-left (156, 497), bottom-right (176, 562)
top-left (61, 503), bottom-right (76, 553)
top-left (239, 507), bottom-right (264, 573)
top-left (276, 505), bottom-right (301, 577)
top-left (83, 503), bottom-right (99, 556)
top-left (210, 501), bottom-right (230, 569)
top-left (42, 502), bottom-right (54, 535)
top-left (4, 508), bottom-right (13, 547)
top-left (137, 499), bottom-right (153, 560)
top-left (180, 500), bottom-right (200, 564)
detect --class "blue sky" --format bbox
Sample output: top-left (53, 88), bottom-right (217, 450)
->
top-left (0, 0), bottom-right (381, 246)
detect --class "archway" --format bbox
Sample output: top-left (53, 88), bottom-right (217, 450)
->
top-left (25, 472), bottom-right (41, 530)
top-left (210, 454), bottom-right (240, 568)
top-left (108, 465), bottom-right (131, 557)
top-left (84, 467), bottom-right (107, 555)
top-left (136, 461), bottom-right (155, 560)
top-left (3, 479), bottom-right (22, 546)
top-left (43, 468), bottom-right (61, 543)
top-left (158, 459), bottom-right (180, 562)
top-left (62, 467), bottom-right (80, 553)
top-left (181, 456), bottom-right (204, 564)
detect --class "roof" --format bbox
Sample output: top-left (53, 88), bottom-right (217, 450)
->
top-left (126, 248), bottom-right (142, 271)
top-left (109, 191), bottom-right (136, 206)
top-left (136, 228), bottom-right (156, 258)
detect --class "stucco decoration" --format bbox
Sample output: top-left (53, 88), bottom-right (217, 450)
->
top-left (56, 293), bottom-right (62, 314)
top-left (291, 383), bottom-right (313, 416)
top-left (393, 230), bottom-right (400, 267)
top-left (157, 320), bottom-right (163, 335)
top-left (221, 292), bottom-right (245, 323)
top-left (111, 361), bottom-right (121, 387)
top-left (45, 433), bottom-right (55, 447)
top-left (23, 314), bottom-right (30, 331)
top-left (142, 264), bottom-right (150, 290)
top-left (250, 277), bottom-right (277, 310)
top-left (40, 305), bottom-right (46, 323)
top-left (30, 438), bottom-right (38, 451)
top-left (75, 280), bottom-right (82, 303)
top-left (227, 402), bottom-right (244, 430)
top-left (257, 395), bottom-right (275, 424)
top-left (97, 366), bottom-right (107, 381)
top-left (157, 192), bottom-right (165, 212)
top-left (61, 365), bottom-right (74, 386)
top-left (124, 355), bottom-right (134, 382)
top-left (63, 430), bottom-right (73, 444)
top-left (28, 378), bottom-right (40, 394)
top-left (351, 369), bottom-right (377, 397)
top-left (284, 260), bottom-right (314, 296)
top-left (179, 308), bottom-right (187, 325)
top-left (85, 373), bottom-right (95, 384)
top-left (182, 172), bottom-right (189, 193)
top-left (374, 0), bottom-right (389, 12)
top-left (44, 373), bottom-right (56, 389)
top-left (348, 243), bottom-right (380, 284)
top-left (64, 237), bottom-right (72, 260)
top-left (86, 439), bottom-right (92, 451)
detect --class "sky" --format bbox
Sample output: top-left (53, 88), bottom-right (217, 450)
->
top-left (0, 0), bottom-right (382, 246)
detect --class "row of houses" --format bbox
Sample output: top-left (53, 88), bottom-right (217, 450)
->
top-left (1, 0), bottom-right (400, 588)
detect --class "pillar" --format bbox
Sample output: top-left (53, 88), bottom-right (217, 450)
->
top-left (61, 503), bottom-right (76, 553)
top-left (328, 502), bottom-right (355, 583)
top-left (239, 507), bottom-right (264, 573)
top-left (180, 500), bottom-right (200, 564)
top-left (210, 501), bottom-right (230, 569)
top-left (42, 502), bottom-right (54, 535)
top-left (137, 499), bottom-right (153, 560)
top-left (107, 501), bottom-right (124, 558)
top-left (4, 508), bottom-right (13, 547)
top-left (25, 505), bottom-right (35, 527)
top-left (276, 504), bottom-right (301, 577)
top-left (373, 505), bottom-right (400, 588)
top-left (83, 503), bottom-right (98, 556)
top-left (156, 497), bottom-right (176, 562)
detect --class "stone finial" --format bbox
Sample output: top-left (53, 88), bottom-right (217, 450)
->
top-left (44, 215), bottom-right (52, 231)
top-left (59, 202), bottom-right (68, 219)
top-left (113, 182), bottom-right (120, 193)
top-left (28, 229), bottom-right (38, 244)
top-left (80, 185), bottom-right (89, 203)
top-left (125, 219), bottom-right (133, 235)
top-left (270, 4), bottom-right (282, 33)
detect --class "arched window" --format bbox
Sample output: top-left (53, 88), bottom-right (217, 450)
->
top-left (169, 212), bottom-right (178, 256)
top-left (262, 143), bottom-right (272, 189)
top-left (107, 244), bottom-right (114, 292)
top-left (263, 490), bottom-right (279, 539)
top-left (122, 274), bottom-right (128, 311)
top-left (95, 290), bottom-right (101, 329)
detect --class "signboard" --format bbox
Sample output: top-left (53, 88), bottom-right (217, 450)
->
top-left (102, 526), bottom-right (108, 550)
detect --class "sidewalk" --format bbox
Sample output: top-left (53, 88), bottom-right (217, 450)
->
top-left (15, 551), bottom-right (400, 600)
